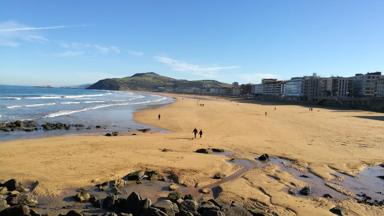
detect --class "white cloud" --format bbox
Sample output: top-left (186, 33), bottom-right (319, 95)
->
top-left (0, 21), bottom-right (51, 47)
top-left (154, 55), bottom-right (238, 77)
top-left (53, 50), bottom-right (86, 57)
top-left (60, 42), bottom-right (120, 55)
top-left (128, 50), bottom-right (144, 56)
top-left (0, 25), bottom-right (70, 32)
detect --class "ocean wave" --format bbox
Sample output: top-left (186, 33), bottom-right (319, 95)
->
top-left (0, 96), bottom-right (22, 100)
top-left (84, 100), bottom-right (105, 104)
top-left (6, 105), bottom-right (23, 109)
top-left (60, 101), bottom-right (81, 105)
top-left (25, 103), bottom-right (56, 107)
top-left (25, 93), bottom-right (108, 100)
top-left (44, 96), bottom-right (169, 118)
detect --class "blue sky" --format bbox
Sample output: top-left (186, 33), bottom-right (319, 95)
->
top-left (0, 0), bottom-right (383, 86)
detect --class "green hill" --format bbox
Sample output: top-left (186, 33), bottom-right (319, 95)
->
top-left (87, 72), bottom-right (231, 92)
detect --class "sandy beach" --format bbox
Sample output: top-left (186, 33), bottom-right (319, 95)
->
top-left (0, 94), bottom-right (383, 215)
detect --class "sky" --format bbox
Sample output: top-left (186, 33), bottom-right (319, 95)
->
top-left (0, 0), bottom-right (384, 86)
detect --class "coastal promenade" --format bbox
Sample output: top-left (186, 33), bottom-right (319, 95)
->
top-left (0, 94), bottom-right (383, 215)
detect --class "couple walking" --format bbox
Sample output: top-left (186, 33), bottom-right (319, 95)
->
top-left (193, 128), bottom-right (203, 139)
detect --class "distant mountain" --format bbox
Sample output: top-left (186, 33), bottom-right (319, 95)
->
top-left (87, 72), bottom-right (231, 92)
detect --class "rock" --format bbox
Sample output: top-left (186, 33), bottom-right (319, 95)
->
top-left (96, 181), bottom-right (110, 191)
top-left (90, 196), bottom-right (101, 208)
top-left (117, 192), bottom-right (144, 215)
top-left (195, 148), bottom-right (210, 154)
top-left (0, 205), bottom-right (30, 216)
top-left (248, 208), bottom-right (266, 216)
top-left (112, 131), bottom-right (119, 136)
top-left (142, 207), bottom-right (168, 216)
top-left (183, 194), bottom-right (194, 200)
top-left (257, 154), bottom-right (269, 162)
top-left (167, 192), bottom-right (182, 202)
top-left (102, 195), bottom-right (118, 210)
top-left (329, 206), bottom-right (344, 216)
top-left (177, 210), bottom-right (194, 216)
top-left (0, 199), bottom-right (10, 212)
top-left (213, 173), bottom-right (226, 179)
top-left (60, 210), bottom-right (83, 216)
top-left (179, 199), bottom-right (198, 213)
top-left (161, 148), bottom-right (172, 152)
top-left (41, 122), bottom-right (70, 131)
top-left (153, 200), bottom-right (179, 216)
top-left (124, 170), bottom-right (146, 181)
top-left (299, 186), bottom-right (311, 196)
top-left (377, 176), bottom-right (384, 180)
top-left (137, 128), bottom-right (151, 133)
top-left (73, 190), bottom-right (91, 203)
top-left (299, 175), bottom-right (309, 178)
top-left (145, 170), bottom-right (159, 181)
top-left (211, 148), bottom-right (225, 153)
top-left (288, 188), bottom-right (296, 195)
top-left (323, 194), bottom-right (333, 198)
top-left (2, 179), bottom-right (17, 191)
top-left (95, 125), bottom-right (101, 129)
top-left (105, 133), bottom-right (112, 137)
top-left (169, 184), bottom-right (179, 191)
top-left (199, 188), bottom-right (211, 194)
top-left (0, 188), bottom-right (7, 196)
top-left (17, 193), bottom-right (38, 207)
top-left (198, 202), bottom-right (223, 216)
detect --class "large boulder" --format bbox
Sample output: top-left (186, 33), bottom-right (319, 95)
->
top-left (116, 192), bottom-right (150, 215)
top-left (2, 179), bottom-right (17, 191)
top-left (0, 205), bottom-right (30, 216)
top-left (123, 170), bottom-right (146, 181)
top-left (179, 199), bottom-right (199, 214)
top-left (102, 195), bottom-right (118, 210)
top-left (257, 154), bottom-right (269, 162)
top-left (153, 200), bottom-right (179, 216)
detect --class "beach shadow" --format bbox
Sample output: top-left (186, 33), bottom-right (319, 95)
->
top-left (168, 137), bottom-right (194, 141)
top-left (354, 116), bottom-right (384, 121)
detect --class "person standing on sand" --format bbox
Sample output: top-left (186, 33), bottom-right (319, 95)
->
top-left (199, 129), bottom-right (203, 138)
top-left (158, 114), bottom-right (161, 120)
top-left (193, 128), bottom-right (198, 139)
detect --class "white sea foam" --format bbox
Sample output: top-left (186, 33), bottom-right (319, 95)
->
top-left (61, 101), bottom-right (81, 105)
top-left (44, 96), bottom-right (168, 118)
top-left (84, 100), bottom-right (105, 104)
top-left (25, 103), bottom-right (56, 107)
top-left (0, 97), bottom-right (22, 100)
top-left (6, 105), bottom-right (23, 109)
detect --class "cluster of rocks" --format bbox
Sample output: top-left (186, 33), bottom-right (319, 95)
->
top-left (0, 120), bottom-right (38, 132)
top-left (0, 120), bottom-right (86, 132)
top-left (105, 132), bottom-right (119, 137)
top-left (0, 179), bottom-right (40, 216)
top-left (356, 192), bottom-right (384, 206)
top-left (70, 190), bottom-right (265, 216)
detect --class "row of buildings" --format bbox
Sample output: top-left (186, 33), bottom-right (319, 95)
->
top-left (247, 72), bottom-right (384, 100)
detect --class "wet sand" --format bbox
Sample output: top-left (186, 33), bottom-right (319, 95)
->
top-left (0, 94), bottom-right (383, 215)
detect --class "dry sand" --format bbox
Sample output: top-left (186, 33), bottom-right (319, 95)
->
top-left (0, 94), bottom-right (383, 215)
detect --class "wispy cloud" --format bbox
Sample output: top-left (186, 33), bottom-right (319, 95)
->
top-left (0, 21), bottom-right (82, 47)
top-left (128, 50), bottom-right (144, 56)
top-left (52, 50), bottom-right (86, 57)
top-left (59, 42), bottom-right (120, 55)
top-left (154, 55), bottom-right (238, 77)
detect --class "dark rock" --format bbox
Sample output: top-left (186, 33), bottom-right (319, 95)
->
top-left (213, 173), bottom-right (226, 179)
top-left (179, 199), bottom-right (198, 213)
top-left (153, 200), bottom-right (179, 216)
top-left (105, 133), bottom-right (112, 137)
top-left (167, 192), bottom-right (182, 202)
top-left (96, 125), bottom-right (101, 129)
top-left (257, 154), bottom-right (269, 162)
top-left (377, 176), bottom-right (384, 180)
top-left (195, 148), bottom-right (210, 154)
top-left (0, 205), bottom-right (30, 216)
top-left (145, 170), bottom-right (159, 181)
top-left (198, 202), bottom-right (223, 216)
top-left (299, 175), bottom-right (309, 178)
top-left (41, 122), bottom-right (70, 130)
top-left (183, 194), bottom-right (194, 200)
top-left (329, 206), bottom-right (344, 216)
top-left (137, 128), bottom-right (151, 133)
top-left (60, 210), bottom-right (83, 216)
top-left (2, 179), bottom-right (17, 191)
top-left (112, 132), bottom-right (119, 136)
top-left (211, 148), bottom-right (225, 153)
top-left (117, 192), bottom-right (144, 214)
top-left (123, 170), bottom-right (146, 181)
top-left (323, 194), bottom-right (333, 198)
top-left (177, 210), bottom-right (194, 216)
top-left (102, 195), bottom-right (118, 210)
top-left (299, 186), bottom-right (311, 196)
top-left (141, 207), bottom-right (167, 216)
top-left (90, 196), bottom-right (101, 208)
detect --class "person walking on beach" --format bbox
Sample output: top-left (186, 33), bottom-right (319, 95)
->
top-left (199, 129), bottom-right (203, 138)
top-left (265, 112), bottom-right (268, 116)
top-left (158, 114), bottom-right (161, 120)
top-left (193, 128), bottom-right (198, 139)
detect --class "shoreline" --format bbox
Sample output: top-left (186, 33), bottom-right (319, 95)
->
top-left (0, 93), bottom-right (383, 215)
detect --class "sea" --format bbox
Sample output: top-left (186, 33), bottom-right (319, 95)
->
top-left (0, 85), bottom-right (174, 140)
